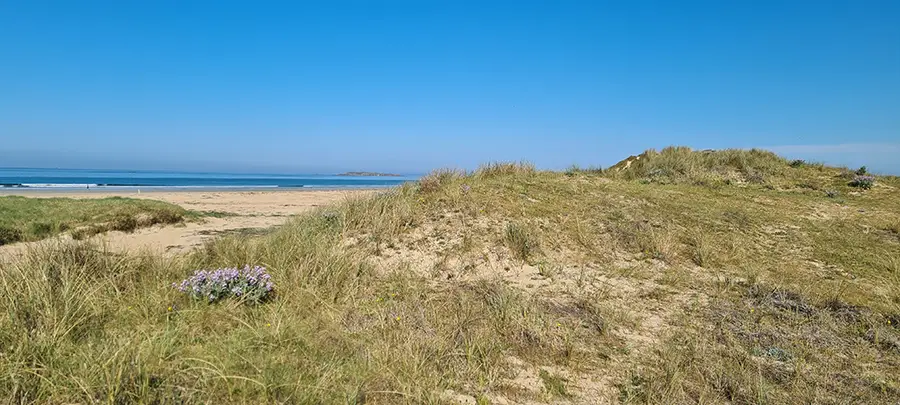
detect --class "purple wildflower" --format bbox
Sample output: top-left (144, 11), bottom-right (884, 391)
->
top-left (173, 265), bottom-right (275, 303)
top-left (849, 175), bottom-right (875, 189)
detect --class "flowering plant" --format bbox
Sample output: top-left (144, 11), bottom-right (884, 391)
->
top-left (174, 265), bottom-right (274, 303)
top-left (849, 175), bottom-right (875, 189)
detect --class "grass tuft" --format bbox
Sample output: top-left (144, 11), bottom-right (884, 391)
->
top-left (504, 222), bottom-right (540, 262)
top-left (539, 369), bottom-right (569, 397)
top-left (417, 168), bottom-right (465, 193)
top-left (474, 161), bottom-right (536, 179)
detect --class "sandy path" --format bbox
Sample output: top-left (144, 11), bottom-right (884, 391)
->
top-left (0, 189), bottom-right (374, 258)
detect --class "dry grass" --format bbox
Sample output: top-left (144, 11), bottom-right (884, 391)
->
top-left (620, 282), bottom-right (900, 404)
top-left (609, 146), bottom-right (791, 186)
top-left (418, 168), bottom-right (466, 193)
top-left (2, 147), bottom-right (899, 403)
top-left (504, 222), bottom-right (540, 262)
top-left (473, 161), bottom-right (536, 182)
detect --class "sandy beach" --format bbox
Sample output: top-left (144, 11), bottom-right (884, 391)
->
top-left (0, 189), bottom-right (375, 257)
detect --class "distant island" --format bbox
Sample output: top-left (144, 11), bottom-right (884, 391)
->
top-left (336, 172), bottom-right (402, 177)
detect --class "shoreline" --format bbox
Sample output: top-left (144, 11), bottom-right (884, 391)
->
top-left (0, 185), bottom-right (395, 195)
top-left (0, 188), bottom-right (377, 257)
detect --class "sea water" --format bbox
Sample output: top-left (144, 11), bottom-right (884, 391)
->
top-left (0, 168), bottom-right (416, 190)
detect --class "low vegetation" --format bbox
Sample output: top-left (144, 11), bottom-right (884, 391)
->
top-left (0, 196), bottom-right (189, 245)
top-left (1, 147), bottom-right (899, 403)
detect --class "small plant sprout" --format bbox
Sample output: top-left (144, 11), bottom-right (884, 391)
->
top-left (174, 265), bottom-right (274, 303)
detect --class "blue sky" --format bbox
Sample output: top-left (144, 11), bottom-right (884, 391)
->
top-left (1, 1), bottom-right (898, 174)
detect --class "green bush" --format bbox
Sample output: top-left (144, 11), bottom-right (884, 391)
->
top-left (0, 226), bottom-right (23, 245)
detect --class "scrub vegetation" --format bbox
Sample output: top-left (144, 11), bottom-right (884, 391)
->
top-left (2, 147), bottom-right (898, 404)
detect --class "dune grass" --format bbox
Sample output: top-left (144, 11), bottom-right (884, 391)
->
top-left (0, 200), bottom-right (616, 403)
top-left (1, 147), bottom-right (899, 403)
top-left (0, 196), bottom-right (189, 245)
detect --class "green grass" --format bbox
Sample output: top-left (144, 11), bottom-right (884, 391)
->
top-left (0, 196), bottom-right (190, 245)
top-left (1, 147), bottom-right (899, 403)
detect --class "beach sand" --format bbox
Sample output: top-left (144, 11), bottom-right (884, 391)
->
top-left (0, 189), bottom-right (374, 258)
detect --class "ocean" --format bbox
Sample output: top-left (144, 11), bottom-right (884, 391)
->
top-left (0, 168), bottom-right (417, 190)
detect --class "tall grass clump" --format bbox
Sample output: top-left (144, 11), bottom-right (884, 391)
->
top-left (609, 147), bottom-right (788, 186)
top-left (504, 222), bottom-right (540, 262)
top-left (338, 185), bottom-right (419, 245)
top-left (417, 168), bottom-right (465, 193)
top-left (566, 164), bottom-right (603, 176)
top-left (0, 241), bottom-right (171, 403)
top-left (474, 161), bottom-right (536, 179)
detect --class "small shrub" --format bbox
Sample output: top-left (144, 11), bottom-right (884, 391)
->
top-left (0, 226), bottom-right (23, 245)
top-left (789, 159), bottom-right (806, 168)
top-left (174, 265), bottom-right (275, 303)
top-left (855, 166), bottom-right (868, 175)
top-left (110, 215), bottom-right (138, 232)
top-left (152, 210), bottom-right (184, 225)
top-left (28, 222), bottom-right (54, 238)
top-left (849, 175), bottom-right (875, 189)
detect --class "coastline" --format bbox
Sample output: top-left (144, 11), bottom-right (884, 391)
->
top-left (0, 189), bottom-right (377, 257)
top-left (0, 185), bottom-right (395, 195)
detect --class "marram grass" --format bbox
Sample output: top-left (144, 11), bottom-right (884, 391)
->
top-left (2, 148), bottom-right (899, 403)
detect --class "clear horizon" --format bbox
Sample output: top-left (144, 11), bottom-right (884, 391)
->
top-left (0, 166), bottom-right (423, 177)
top-left (1, 143), bottom-right (900, 176)
top-left (2, 1), bottom-right (898, 174)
